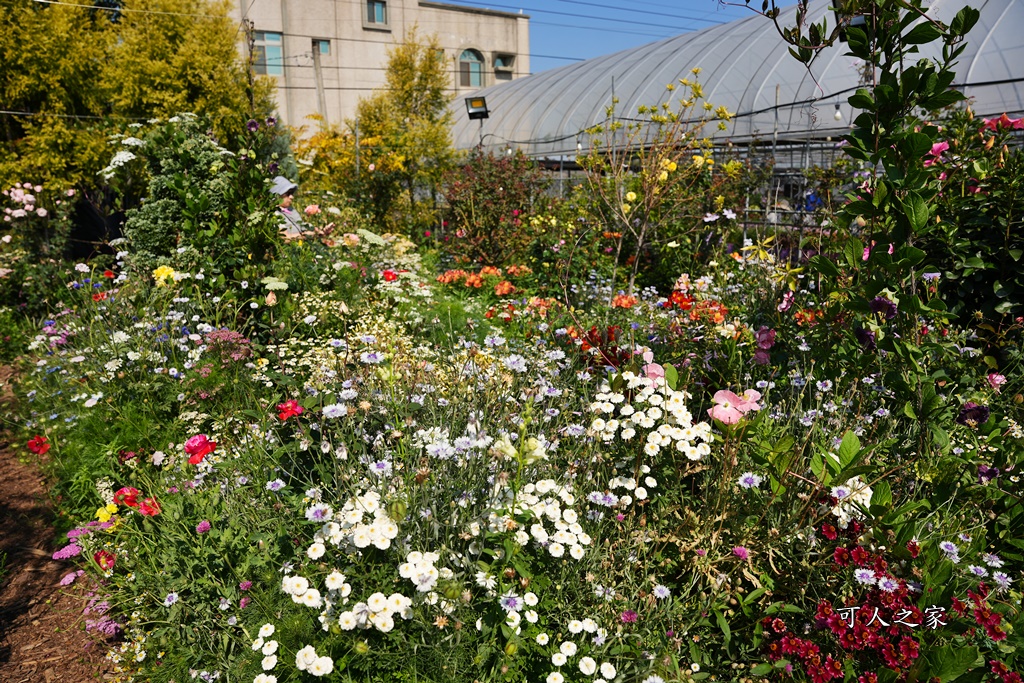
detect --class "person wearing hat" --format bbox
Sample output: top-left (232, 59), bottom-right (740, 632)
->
top-left (270, 175), bottom-right (306, 241)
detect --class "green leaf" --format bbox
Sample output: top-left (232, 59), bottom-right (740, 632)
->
top-left (904, 21), bottom-right (943, 44)
top-left (871, 480), bottom-right (892, 508)
top-left (903, 192), bottom-right (930, 232)
top-left (664, 363), bottom-right (679, 391)
top-left (925, 645), bottom-right (980, 682)
top-left (750, 664), bottom-right (773, 676)
top-left (715, 609), bottom-right (731, 649)
top-left (809, 255), bottom-right (841, 278)
top-left (838, 430), bottom-right (861, 469)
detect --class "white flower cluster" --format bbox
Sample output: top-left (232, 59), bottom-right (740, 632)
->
top-left (251, 624), bottom-right (280, 682)
top-left (316, 490), bottom-right (399, 551)
top-left (398, 550), bottom-right (445, 592)
top-left (282, 574), bottom-right (323, 609)
top-left (295, 644), bottom-right (334, 676)
top-left (587, 467), bottom-right (657, 509)
top-left (829, 476), bottom-right (873, 529)
top-left (488, 480), bottom-right (592, 560)
top-left (336, 590), bottom-right (414, 633)
top-left (588, 372), bottom-right (712, 461)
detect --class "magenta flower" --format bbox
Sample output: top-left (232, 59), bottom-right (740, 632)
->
top-left (196, 520), bottom-right (212, 534)
top-left (239, 580), bottom-right (253, 591)
top-left (732, 546), bottom-right (750, 560)
top-left (620, 610), bottom-right (639, 623)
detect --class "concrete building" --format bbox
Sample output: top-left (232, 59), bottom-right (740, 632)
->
top-left (233, 0), bottom-right (530, 128)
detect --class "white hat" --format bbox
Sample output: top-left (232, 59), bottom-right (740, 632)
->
top-left (270, 175), bottom-right (298, 196)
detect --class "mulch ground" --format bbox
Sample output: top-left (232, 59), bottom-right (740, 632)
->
top-left (0, 365), bottom-right (114, 682)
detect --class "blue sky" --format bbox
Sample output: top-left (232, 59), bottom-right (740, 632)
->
top-left (443, 0), bottom-right (755, 73)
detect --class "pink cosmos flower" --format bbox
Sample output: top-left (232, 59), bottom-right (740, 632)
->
top-left (708, 389), bottom-right (762, 424)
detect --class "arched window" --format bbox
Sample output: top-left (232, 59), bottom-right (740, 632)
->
top-left (459, 49), bottom-right (484, 88)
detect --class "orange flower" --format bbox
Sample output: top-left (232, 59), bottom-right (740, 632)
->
top-left (480, 266), bottom-right (502, 277)
top-left (494, 280), bottom-right (516, 296)
top-left (611, 294), bottom-right (638, 309)
top-left (464, 274), bottom-right (484, 288)
top-left (506, 264), bottom-right (533, 277)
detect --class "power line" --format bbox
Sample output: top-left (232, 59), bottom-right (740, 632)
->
top-left (422, 0), bottom-right (698, 31)
top-left (31, 0), bottom-right (220, 19)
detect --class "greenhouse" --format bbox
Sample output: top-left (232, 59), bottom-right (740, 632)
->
top-left (452, 0), bottom-right (1024, 160)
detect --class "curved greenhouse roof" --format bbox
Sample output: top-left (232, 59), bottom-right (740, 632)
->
top-left (451, 0), bottom-right (1024, 157)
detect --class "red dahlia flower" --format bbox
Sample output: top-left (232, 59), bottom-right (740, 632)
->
top-left (184, 434), bottom-right (216, 465)
top-left (27, 434), bottom-right (51, 455)
top-left (277, 399), bottom-right (304, 421)
top-left (113, 486), bottom-right (140, 507)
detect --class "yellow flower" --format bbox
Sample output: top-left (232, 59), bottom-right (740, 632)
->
top-left (621, 203), bottom-right (632, 214)
top-left (152, 265), bottom-right (175, 286)
top-left (692, 155), bottom-right (705, 168)
top-left (658, 170), bottom-right (669, 182)
top-left (715, 105), bottom-right (734, 121)
top-left (96, 503), bottom-right (118, 523)
top-left (691, 67), bottom-right (702, 75)
top-left (625, 191), bottom-right (637, 202)
top-left (667, 161), bottom-right (677, 172)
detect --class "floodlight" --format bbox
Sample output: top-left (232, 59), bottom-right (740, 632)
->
top-left (465, 96), bottom-right (489, 120)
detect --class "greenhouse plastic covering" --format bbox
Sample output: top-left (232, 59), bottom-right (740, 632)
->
top-left (451, 0), bottom-right (1024, 157)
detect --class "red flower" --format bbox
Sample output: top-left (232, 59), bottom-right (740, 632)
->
top-left (184, 434), bottom-right (216, 465)
top-left (103, 270), bottom-right (115, 279)
top-left (382, 270), bottom-right (398, 282)
top-left (821, 524), bottom-right (838, 540)
top-left (27, 434), bottom-right (51, 455)
top-left (277, 399), bottom-right (304, 421)
top-left (93, 550), bottom-right (116, 571)
top-left (113, 486), bottom-right (140, 507)
top-left (906, 540), bottom-right (920, 558)
top-left (138, 497), bottom-right (161, 516)
top-left (92, 292), bottom-right (107, 302)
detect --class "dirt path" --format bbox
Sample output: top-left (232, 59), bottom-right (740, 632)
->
top-left (0, 366), bottom-right (113, 681)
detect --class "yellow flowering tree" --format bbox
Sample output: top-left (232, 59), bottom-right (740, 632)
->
top-left (576, 70), bottom-right (734, 296)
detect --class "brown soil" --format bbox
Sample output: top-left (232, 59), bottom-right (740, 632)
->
top-left (0, 365), bottom-right (113, 681)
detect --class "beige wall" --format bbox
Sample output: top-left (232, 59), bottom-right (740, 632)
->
top-left (232, 0), bottom-right (529, 131)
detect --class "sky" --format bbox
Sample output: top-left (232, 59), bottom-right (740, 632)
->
top-left (440, 0), bottom-right (756, 74)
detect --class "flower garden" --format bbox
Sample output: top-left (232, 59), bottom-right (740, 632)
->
top-left (1, 3), bottom-right (1023, 683)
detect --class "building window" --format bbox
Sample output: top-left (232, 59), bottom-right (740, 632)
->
top-left (253, 31), bottom-right (283, 76)
top-left (459, 49), bottom-right (484, 88)
top-left (365, 0), bottom-right (388, 27)
top-left (494, 53), bottom-right (514, 81)
top-left (314, 39), bottom-right (330, 56)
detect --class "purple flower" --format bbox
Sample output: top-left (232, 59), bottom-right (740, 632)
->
top-left (620, 609), bottom-right (638, 623)
top-left (732, 546), bottom-right (750, 560)
top-left (499, 592), bottom-right (521, 612)
top-left (239, 580), bottom-right (253, 591)
top-left (755, 326), bottom-right (776, 350)
top-left (265, 117), bottom-right (277, 127)
top-left (59, 570), bottom-right (84, 586)
top-left (196, 520), bottom-right (212, 534)
top-left (240, 596), bottom-right (251, 609)
top-left (968, 565), bottom-right (988, 577)
top-left (164, 592), bottom-right (179, 606)
top-left (956, 402), bottom-right (990, 427)
top-left (753, 348), bottom-right (770, 365)
top-left (855, 327), bottom-right (877, 351)
top-left (52, 543), bottom-right (82, 560)
top-left (977, 465), bottom-right (1000, 484)
top-left (653, 585), bottom-right (671, 599)
top-left (246, 119), bottom-right (260, 132)
top-left (993, 572), bottom-right (1012, 591)
top-left (870, 296), bottom-right (898, 320)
